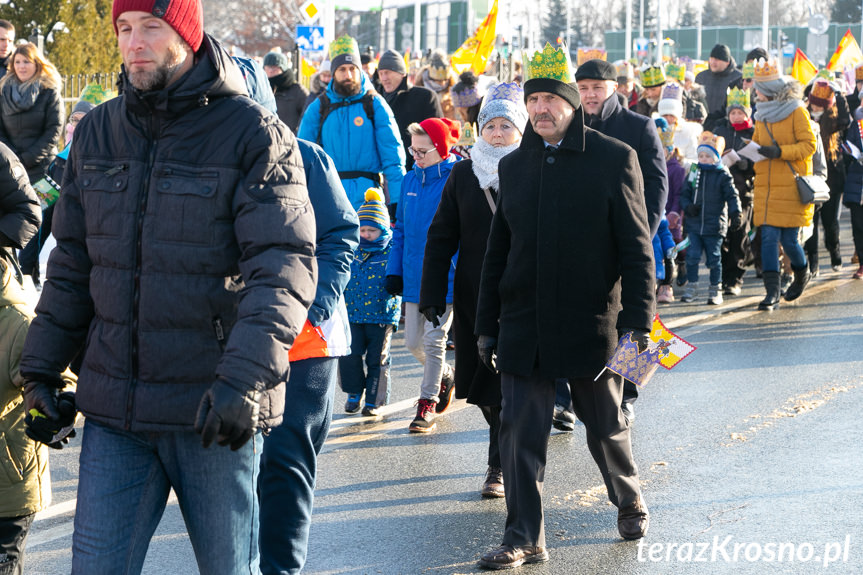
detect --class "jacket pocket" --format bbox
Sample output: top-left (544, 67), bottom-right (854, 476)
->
top-left (0, 430), bottom-right (25, 484)
top-left (152, 168), bottom-right (219, 245)
top-left (79, 163), bottom-right (130, 238)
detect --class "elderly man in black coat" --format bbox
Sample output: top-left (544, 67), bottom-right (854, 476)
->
top-left (474, 50), bottom-right (655, 570)
top-left (572, 58), bottom-right (668, 424)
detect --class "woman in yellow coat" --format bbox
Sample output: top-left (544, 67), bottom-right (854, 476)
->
top-left (751, 60), bottom-right (817, 310)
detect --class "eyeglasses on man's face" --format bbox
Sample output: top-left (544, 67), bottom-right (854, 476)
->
top-left (408, 146), bottom-right (435, 158)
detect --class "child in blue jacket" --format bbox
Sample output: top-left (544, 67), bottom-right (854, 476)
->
top-left (339, 189), bottom-right (402, 416)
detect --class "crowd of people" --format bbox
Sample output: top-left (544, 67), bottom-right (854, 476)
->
top-left (0, 0), bottom-right (862, 573)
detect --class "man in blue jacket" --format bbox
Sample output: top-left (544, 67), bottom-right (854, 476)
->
top-left (298, 34), bottom-right (405, 216)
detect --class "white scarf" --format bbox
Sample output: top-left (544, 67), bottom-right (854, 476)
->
top-left (470, 138), bottom-right (520, 192)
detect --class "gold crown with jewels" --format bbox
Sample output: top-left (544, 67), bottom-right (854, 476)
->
top-left (665, 62), bottom-right (685, 83)
top-left (641, 65), bottom-right (666, 88)
top-left (577, 48), bottom-right (606, 66)
top-left (753, 58), bottom-right (780, 82)
top-left (726, 87), bottom-right (751, 110)
top-left (524, 43), bottom-right (574, 82)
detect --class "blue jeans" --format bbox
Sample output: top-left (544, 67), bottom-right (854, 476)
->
top-left (759, 225), bottom-right (807, 272)
top-left (259, 357), bottom-right (337, 575)
top-left (338, 322), bottom-right (394, 406)
top-left (72, 419), bottom-right (262, 575)
top-left (685, 232), bottom-right (723, 286)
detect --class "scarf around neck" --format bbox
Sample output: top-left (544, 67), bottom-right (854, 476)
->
top-left (753, 98), bottom-right (803, 124)
top-left (3, 78), bottom-right (41, 113)
top-left (421, 69), bottom-right (447, 94)
top-left (470, 138), bottom-right (520, 191)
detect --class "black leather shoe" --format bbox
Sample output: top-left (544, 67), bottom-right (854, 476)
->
top-left (618, 498), bottom-right (649, 539)
top-left (481, 466), bottom-right (505, 498)
top-left (552, 403), bottom-right (576, 432)
top-left (479, 544), bottom-right (549, 570)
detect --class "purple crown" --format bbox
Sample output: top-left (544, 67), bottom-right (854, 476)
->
top-left (485, 82), bottom-right (523, 105)
top-left (660, 82), bottom-right (682, 102)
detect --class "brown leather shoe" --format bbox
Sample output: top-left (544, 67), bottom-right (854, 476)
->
top-left (481, 466), bottom-right (505, 498)
top-left (479, 544), bottom-right (549, 569)
top-left (618, 498), bottom-right (649, 540)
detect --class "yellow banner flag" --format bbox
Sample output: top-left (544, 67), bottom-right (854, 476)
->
top-left (450, 0), bottom-right (498, 76)
top-left (791, 48), bottom-right (818, 85)
top-left (827, 29), bottom-right (863, 71)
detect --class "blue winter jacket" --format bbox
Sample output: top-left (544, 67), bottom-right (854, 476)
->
top-left (652, 217), bottom-right (675, 280)
top-left (345, 235), bottom-right (402, 326)
top-left (387, 157), bottom-right (457, 304)
top-left (844, 124), bottom-right (863, 206)
top-left (297, 73), bottom-right (405, 210)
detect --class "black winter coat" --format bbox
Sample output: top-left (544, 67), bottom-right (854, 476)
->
top-left (680, 165), bottom-right (742, 237)
top-left (0, 142), bottom-right (40, 249)
top-left (696, 60), bottom-right (743, 130)
top-left (269, 70), bottom-right (308, 134)
top-left (586, 94), bottom-right (669, 236)
top-left (475, 112), bottom-right (656, 379)
top-left (19, 35), bottom-right (318, 432)
top-left (382, 76), bottom-right (443, 170)
top-left (0, 82), bottom-right (63, 183)
top-left (713, 120), bottom-right (756, 203)
top-left (421, 159), bottom-right (500, 406)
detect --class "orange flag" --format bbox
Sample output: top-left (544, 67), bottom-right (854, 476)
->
top-left (791, 48), bottom-right (818, 85)
top-left (450, 0), bottom-right (498, 75)
top-left (827, 29), bottom-right (863, 71)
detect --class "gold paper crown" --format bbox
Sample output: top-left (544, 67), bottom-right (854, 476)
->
top-left (697, 131), bottom-right (725, 156)
top-left (742, 61), bottom-right (755, 79)
top-left (616, 61), bottom-right (634, 80)
top-left (810, 79), bottom-right (834, 103)
top-left (329, 35), bottom-right (360, 61)
top-left (641, 65), bottom-right (666, 88)
top-left (726, 87), bottom-right (750, 110)
top-left (78, 84), bottom-right (116, 106)
top-left (753, 58), bottom-right (780, 82)
top-left (577, 48), bottom-right (606, 66)
top-left (659, 129), bottom-right (675, 151)
top-left (524, 43), bottom-right (574, 82)
top-left (665, 62), bottom-right (685, 83)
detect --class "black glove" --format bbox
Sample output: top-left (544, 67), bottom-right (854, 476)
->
top-left (387, 203), bottom-right (397, 222)
top-left (734, 158), bottom-right (750, 171)
top-left (729, 211), bottom-right (744, 231)
top-left (420, 306), bottom-right (443, 327)
top-left (477, 335), bottom-right (498, 373)
top-left (684, 204), bottom-right (701, 217)
top-left (195, 379), bottom-right (261, 450)
top-left (384, 275), bottom-right (403, 296)
top-left (24, 385), bottom-right (78, 449)
top-left (618, 328), bottom-right (649, 354)
top-left (759, 145), bottom-right (782, 159)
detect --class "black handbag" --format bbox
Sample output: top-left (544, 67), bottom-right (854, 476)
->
top-left (762, 121), bottom-right (831, 205)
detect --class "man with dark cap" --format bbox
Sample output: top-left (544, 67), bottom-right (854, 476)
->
top-left (697, 43), bottom-right (743, 130)
top-left (263, 50), bottom-right (308, 133)
top-left (376, 48), bottom-right (443, 171)
top-left (17, 0), bottom-right (318, 572)
top-left (475, 43), bottom-right (654, 570)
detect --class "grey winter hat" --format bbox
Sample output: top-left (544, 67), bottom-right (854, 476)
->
top-left (378, 49), bottom-right (407, 76)
top-left (71, 99), bottom-right (96, 116)
top-left (710, 44), bottom-right (732, 62)
top-left (263, 51), bottom-right (290, 72)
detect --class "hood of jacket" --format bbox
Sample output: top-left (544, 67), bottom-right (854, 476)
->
top-left (325, 69), bottom-right (374, 104)
top-left (123, 33), bottom-right (249, 120)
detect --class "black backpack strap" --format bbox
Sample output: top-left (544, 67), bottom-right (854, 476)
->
top-left (316, 92), bottom-right (331, 146)
top-left (317, 90), bottom-right (377, 145)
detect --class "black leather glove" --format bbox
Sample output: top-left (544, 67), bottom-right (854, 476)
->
top-left (420, 306), bottom-right (443, 327)
top-left (477, 335), bottom-right (498, 373)
top-left (734, 158), bottom-right (750, 171)
top-left (618, 328), bottom-right (650, 353)
top-left (729, 211), bottom-right (744, 231)
top-left (387, 203), bottom-right (397, 222)
top-left (195, 379), bottom-right (261, 450)
top-left (24, 385), bottom-right (77, 449)
top-left (684, 204), bottom-right (701, 217)
top-left (384, 275), bottom-right (403, 296)
top-left (759, 145), bottom-right (782, 159)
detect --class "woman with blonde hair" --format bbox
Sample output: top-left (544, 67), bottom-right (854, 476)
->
top-left (0, 42), bottom-right (63, 288)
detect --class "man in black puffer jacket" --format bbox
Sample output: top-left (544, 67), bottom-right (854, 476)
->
top-left (0, 142), bottom-right (40, 252)
top-left (263, 50), bottom-right (308, 134)
top-left (17, 1), bottom-right (317, 572)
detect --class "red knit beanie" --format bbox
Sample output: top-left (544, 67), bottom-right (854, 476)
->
top-left (113, 0), bottom-right (204, 52)
top-left (419, 118), bottom-right (461, 159)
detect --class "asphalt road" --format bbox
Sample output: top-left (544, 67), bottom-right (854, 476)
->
top-left (24, 220), bottom-right (863, 574)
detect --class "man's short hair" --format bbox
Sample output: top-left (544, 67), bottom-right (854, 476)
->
top-left (407, 122), bottom-right (427, 137)
top-left (0, 20), bottom-right (14, 33)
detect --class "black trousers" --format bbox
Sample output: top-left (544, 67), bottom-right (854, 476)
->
top-left (0, 513), bottom-right (35, 575)
top-left (499, 370), bottom-right (642, 547)
top-left (478, 404), bottom-right (502, 468)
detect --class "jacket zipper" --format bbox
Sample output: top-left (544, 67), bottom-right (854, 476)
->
top-left (125, 126), bottom-right (158, 430)
top-left (213, 317), bottom-right (226, 352)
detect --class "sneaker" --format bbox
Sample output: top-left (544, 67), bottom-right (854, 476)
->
top-left (362, 404), bottom-right (381, 417)
top-left (552, 403), bottom-right (576, 432)
top-left (854, 265), bottom-right (863, 280)
top-left (481, 466), bottom-right (505, 498)
top-left (724, 283), bottom-right (742, 296)
top-left (832, 263), bottom-right (843, 272)
top-left (707, 284), bottom-right (723, 305)
top-left (344, 393), bottom-right (362, 414)
top-left (436, 365), bottom-right (456, 413)
top-left (679, 282), bottom-right (698, 303)
top-left (409, 399), bottom-right (437, 433)
top-left (656, 284), bottom-right (674, 303)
